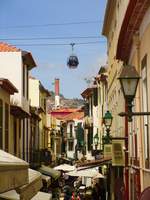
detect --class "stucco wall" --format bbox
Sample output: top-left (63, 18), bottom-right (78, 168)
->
top-left (0, 52), bottom-right (22, 105)
top-left (29, 78), bottom-right (40, 107)
top-left (0, 88), bottom-right (10, 150)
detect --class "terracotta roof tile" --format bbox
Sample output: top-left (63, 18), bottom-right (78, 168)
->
top-left (51, 108), bottom-right (80, 113)
top-left (63, 111), bottom-right (84, 121)
top-left (0, 42), bottom-right (20, 52)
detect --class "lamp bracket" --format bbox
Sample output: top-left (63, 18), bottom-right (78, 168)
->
top-left (119, 112), bottom-right (150, 122)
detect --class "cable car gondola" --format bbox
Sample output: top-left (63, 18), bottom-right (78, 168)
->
top-left (67, 43), bottom-right (79, 69)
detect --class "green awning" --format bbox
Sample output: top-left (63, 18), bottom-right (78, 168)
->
top-left (39, 165), bottom-right (61, 180)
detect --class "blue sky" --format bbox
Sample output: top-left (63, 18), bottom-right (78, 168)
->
top-left (0, 0), bottom-right (107, 98)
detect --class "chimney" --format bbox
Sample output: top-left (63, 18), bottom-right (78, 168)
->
top-left (55, 78), bottom-right (60, 108)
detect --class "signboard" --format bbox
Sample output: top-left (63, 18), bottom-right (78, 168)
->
top-left (112, 139), bottom-right (125, 166)
top-left (104, 144), bottom-right (112, 158)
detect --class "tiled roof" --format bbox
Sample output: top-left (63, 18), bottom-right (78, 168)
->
top-left (0, 42), bottom-right (37, 69)
top-left (63, 111), bottom-right (84, 121)
top-left (81, 87), bottom-right (94, 99)
top-left (0, 42), bottom-right (20, 52)
top-left (50, 108), bottom-right (82, 120)
top-left (51, 108), bottom-right (80, 113)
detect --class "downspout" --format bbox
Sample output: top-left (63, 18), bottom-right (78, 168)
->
top-left (125, 101), bottom-right (129, 200)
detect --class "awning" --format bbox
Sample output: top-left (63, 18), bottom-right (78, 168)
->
top-left (16, 169), bottom-right (42, 200)
top-left (66, 168), bottom-right (104, 178)
top-left (10, 105), bottom-right (30, 118)
top-left (0, 190), bottom-right (52, 200)
top-left (0, 150), bottom-right (29, 193)
top-left (39, 165), bottom-right (61, 180)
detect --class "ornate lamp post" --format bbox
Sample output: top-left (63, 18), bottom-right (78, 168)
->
top-left (103, 111), bottom-right (113, 144)
top-left (118, 64), bottom-right (140, 121)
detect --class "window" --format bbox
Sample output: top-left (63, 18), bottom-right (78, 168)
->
top-left (23, 65), bottom-right (25, 97)
top-left (87, 127), bottom-right (93, 151)
top-left (23, 65), bottom-right (29, 99)
top-left (93, 88), bottom-right (98, 106)
top-left (44, 98), bottom-right (46, 112)
top-left (14, 118), bottom-right (17, 155)
top-left (0, 99), bottom-right (3, 149)
top-left (68, 141), bottom-right (74, 151)
top-left (23, 119), bottom-right (25, 159)
top-left (26, 70), bottom-right (29, 99)
top-left (70, 124), bottom-right (73, 137)
top-left (5, 103), bottom-right (9, 152)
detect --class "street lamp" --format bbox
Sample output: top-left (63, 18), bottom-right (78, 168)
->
top-left (94, 133), bottom-right (99, 150)
top-left (118, 64), bottom-right (140, 121)
top-left (103, 111), bottom-right (113, 144)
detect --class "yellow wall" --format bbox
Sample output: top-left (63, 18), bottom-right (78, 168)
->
top-left (29, 78), bottom-right (39, 107)
top-left (103, 0), bottom-right (128, 138)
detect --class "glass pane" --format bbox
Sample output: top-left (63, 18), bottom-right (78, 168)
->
top-left (104, 118), bottom-right (112, 127)
top-left (122, 79), bottom-right (138, 96)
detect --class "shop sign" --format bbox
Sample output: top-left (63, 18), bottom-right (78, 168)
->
top-left (112, 139), bottom-right (125, 166)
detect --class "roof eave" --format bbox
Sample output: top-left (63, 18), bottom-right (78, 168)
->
top-left (102, 0), bottom-right (116, 36)
top-left (22, 51), bottom-right (36, 70)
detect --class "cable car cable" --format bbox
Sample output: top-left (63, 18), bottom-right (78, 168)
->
top-left (0, 20), bottom-right (103, 29)
top-left (13, 41), bottom-right (106, 47)
top-left (0, 36), bottom-right (104, 41)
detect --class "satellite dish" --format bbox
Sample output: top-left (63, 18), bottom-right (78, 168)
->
top-left (67, 43), bottom-right (79, 69)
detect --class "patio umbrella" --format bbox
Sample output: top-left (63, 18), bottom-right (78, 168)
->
top-left (54, 164), bottom-right (75, 172)
top-left (66, 168), bottom-right (104, 178)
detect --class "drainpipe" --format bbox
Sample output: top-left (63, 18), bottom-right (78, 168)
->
top-left (125, 101), bottom-right (129, 200)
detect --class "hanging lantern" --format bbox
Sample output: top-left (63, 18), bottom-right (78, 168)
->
top-left (67, 43), bottom-right (79, 69)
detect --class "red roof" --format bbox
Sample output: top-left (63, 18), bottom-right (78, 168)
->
top-left (63, 111), bottom-right (84, 121)
top-left (51, 108), bottom-right (79, 113)
top-left (0, 42), bottom-right (36, 69)
top-left (50, 108), bottom-right (81, 120)
top-left (0, 42), bottom-right (20, 52)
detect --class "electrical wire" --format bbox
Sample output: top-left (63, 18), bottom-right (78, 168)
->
top-left (0, 20), bottom-right (103, 29)
top-left (0, 36), bottom-right (104, 41)
top-left (13, 41), bottom-right (106, 47)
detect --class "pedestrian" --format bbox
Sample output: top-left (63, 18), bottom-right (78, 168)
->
top-left (63, 185), bottom-right (72, 200)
